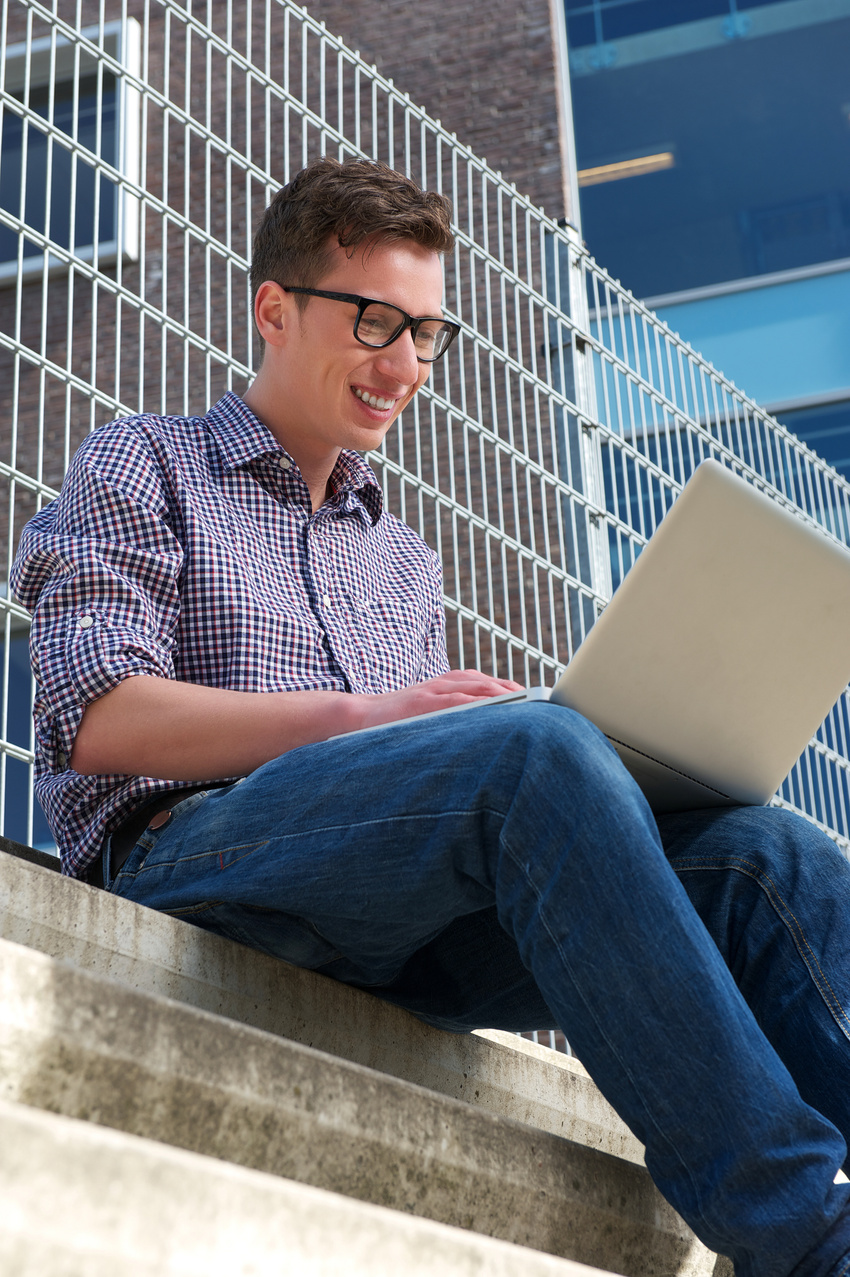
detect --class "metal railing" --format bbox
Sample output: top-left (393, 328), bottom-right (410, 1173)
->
top-left (1, 0), bottom-right (849, 862)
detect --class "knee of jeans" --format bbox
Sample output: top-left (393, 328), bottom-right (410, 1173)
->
top-left (492, 701), bottom-right (650, 816)
top-left (488, 699), bottom-right (602, 751)
top-left (687, 804), bottom-right (843, 892)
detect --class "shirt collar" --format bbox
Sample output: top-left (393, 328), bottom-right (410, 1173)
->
top-left (206, 392), bottom-right (384, 525)
top-left (328, 449), bottom-right (384, 524)
top-left (205, 391), bottom-right (286, 470)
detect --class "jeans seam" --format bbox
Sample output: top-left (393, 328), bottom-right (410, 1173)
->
top-left (164, 901), bottom-right (224, 917)
top-left (498, 830), bottom-right (703, 1221)
top-left (672, 855), bottom-right (850, 1042)
top-left (124, 840), bottom-right (271, 879)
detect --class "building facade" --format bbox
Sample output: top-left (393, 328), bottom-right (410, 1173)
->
top-left (307, 0), bottom-right (850, 480)
top-left (564, 0), bottom-right (850, 479)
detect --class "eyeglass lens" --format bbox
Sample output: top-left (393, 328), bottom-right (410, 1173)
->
top-left (356, 302), bottom-right (455, 360)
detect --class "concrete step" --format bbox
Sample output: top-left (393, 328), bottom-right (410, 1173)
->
top-left (0, 846), bottom-right (731, 1275)
top-left (0, 933), bottom-right (716, 1277)
top-left (0, 1096), bottom-right (617, 1277)
top-left (0, 846), bottom-right (643, 1164)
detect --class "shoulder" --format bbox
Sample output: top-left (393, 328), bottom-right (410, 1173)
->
top-left (74, 410), bottom-right (209, 479)
top-left (377, 507), bottom-right (436, 554)
top-left (64, 407), bottom-right (225, 513)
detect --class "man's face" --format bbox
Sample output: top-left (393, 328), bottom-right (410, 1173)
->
top-left (270, 237), bottom-right (446, 461)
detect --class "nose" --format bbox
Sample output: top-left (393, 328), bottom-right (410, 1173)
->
top-left (374, 327), bottom-right (421, 383)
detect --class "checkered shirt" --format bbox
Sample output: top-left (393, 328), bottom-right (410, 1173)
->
top-left (11, 391), bottom-right (450, 877)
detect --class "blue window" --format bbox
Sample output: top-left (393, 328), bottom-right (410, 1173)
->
top-left (5, 632), bottom-right (53, 851)
top-left (567, 3), bottom-right (850, 300)
top-left (775, 400), bottom-right (850, 486)
top-left (0, 73), bottom-right (117, 271)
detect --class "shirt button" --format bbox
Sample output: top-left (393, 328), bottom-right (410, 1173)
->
top-left (78, 615), bottom-right (94, 629)
top-left (57, 751), bottom-right (67, 769)
top-left (322, 593), bottom-right (331, 608)
top-left (278, 456), bottom-right (291, 470)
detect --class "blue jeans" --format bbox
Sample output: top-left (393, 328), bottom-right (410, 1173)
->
top-left (108, 701), bottom-right (850, 1277)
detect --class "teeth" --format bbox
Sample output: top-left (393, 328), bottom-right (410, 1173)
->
top-left (355, 388), bottom-right (394, 410)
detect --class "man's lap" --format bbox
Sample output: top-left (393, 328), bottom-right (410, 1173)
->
top-left (107, 700), bottom-right (846, 1034)
top-left (107, 701), bottom-right (641, 1023)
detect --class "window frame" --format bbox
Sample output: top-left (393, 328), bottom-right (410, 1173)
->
top-left (0, 17), bottom-right (141, 285)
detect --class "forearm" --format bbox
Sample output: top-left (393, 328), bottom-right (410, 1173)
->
top-left (69, 669), bottom-right (523, 781)
top-left (69, 676), bottom-right (363, 780)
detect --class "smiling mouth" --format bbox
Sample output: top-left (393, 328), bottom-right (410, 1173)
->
top-left (353, 387), bottom-right (398, 411)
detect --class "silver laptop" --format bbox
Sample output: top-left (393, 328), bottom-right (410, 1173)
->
top-left (349, 459), bottom-right (850, 813)
top-left (544, 459), bottom-right (850, 810)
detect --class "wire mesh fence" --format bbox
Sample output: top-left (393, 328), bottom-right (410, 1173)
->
top-left (2, 0), bottom-right (849, 868)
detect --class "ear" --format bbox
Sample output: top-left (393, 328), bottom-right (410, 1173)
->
top-left (253, 281), bottom-right (297, 349)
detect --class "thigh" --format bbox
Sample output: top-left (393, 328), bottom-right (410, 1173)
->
top-left (372, 906), bottom-right (557, 1032)
top-left (109, 700), bottom-right (627, 1028)
top-left (110, 790), bottom-right (557, 1035)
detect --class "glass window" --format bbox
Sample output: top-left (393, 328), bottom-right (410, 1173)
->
top-left (0, 73), bottom-right (117, 270)
top-left (567, 2), bottom-right (850, 299)
top-left (565, 0), bottom-right (781, 47)
top-left (0, 20), bottom-right (140, 284)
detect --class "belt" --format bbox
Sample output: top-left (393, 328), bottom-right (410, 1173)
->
top-left (82, 784), bottom-right (215, 889)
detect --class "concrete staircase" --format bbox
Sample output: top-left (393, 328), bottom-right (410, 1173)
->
top-left (0, 840), bottom-right (731, 1277)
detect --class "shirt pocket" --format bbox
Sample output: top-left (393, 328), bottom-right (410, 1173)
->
top-left (345, 591), bottom-right (430, 690)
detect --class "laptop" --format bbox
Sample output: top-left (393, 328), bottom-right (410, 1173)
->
top-left (544, 458), bottom-right (850, 811)
top-left (349, 460), bottom-right (850, 813)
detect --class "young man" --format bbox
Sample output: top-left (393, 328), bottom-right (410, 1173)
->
top-left (11, 157), bottom-right (850, 1277)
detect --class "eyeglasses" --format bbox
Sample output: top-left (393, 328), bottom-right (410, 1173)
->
top-left (283, 287), bottom-right (460, 363)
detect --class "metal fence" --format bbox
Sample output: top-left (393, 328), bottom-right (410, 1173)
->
top-left (2, 0), bottom-right (850, 859)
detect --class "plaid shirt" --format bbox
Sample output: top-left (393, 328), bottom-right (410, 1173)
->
top-left (12, 392), bottom-right (449, 877)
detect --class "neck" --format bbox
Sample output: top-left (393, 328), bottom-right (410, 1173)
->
top-left (243, 374), bottom-right (339, 514)
top-left (298, 463), bottom-right (335, 515)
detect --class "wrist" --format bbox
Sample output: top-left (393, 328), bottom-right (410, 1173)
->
top-left (319, 690), bottom-right (370, 739)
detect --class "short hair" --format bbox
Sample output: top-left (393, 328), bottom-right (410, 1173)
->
top-left (250, 157), bottom-right (455, 314)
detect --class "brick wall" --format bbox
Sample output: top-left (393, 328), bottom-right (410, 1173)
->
top-left (300, 0), bottom-right (568, 220)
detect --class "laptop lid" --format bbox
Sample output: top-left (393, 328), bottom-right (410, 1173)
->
top-left (550, 459), bottom-right (850, 811)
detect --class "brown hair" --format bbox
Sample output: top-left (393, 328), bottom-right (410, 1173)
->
top-left (250, 157), bottom-right (455, 315)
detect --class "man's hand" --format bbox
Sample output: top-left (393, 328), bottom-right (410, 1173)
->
top-left (354, 669), bottom-right (524, 731)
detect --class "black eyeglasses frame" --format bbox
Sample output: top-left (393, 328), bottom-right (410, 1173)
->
top-left (282, 286), bottom-right (460, 363)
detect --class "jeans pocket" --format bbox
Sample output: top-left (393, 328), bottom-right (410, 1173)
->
top-left (107, 787), bottom-right (219, 890)
top-left (163, 900), bottom-right (344, 970)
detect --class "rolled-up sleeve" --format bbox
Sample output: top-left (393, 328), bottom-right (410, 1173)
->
top-left (12, 427), bottom-right (184, 769)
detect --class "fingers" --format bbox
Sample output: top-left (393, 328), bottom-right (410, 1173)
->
top-left (424, 669), bottom-right (524, 695)
top-left (353, 668), bottom-right (525, 732)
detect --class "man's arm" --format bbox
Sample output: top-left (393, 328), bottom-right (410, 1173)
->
top-left (69, 669), bottom-right (523, 780)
